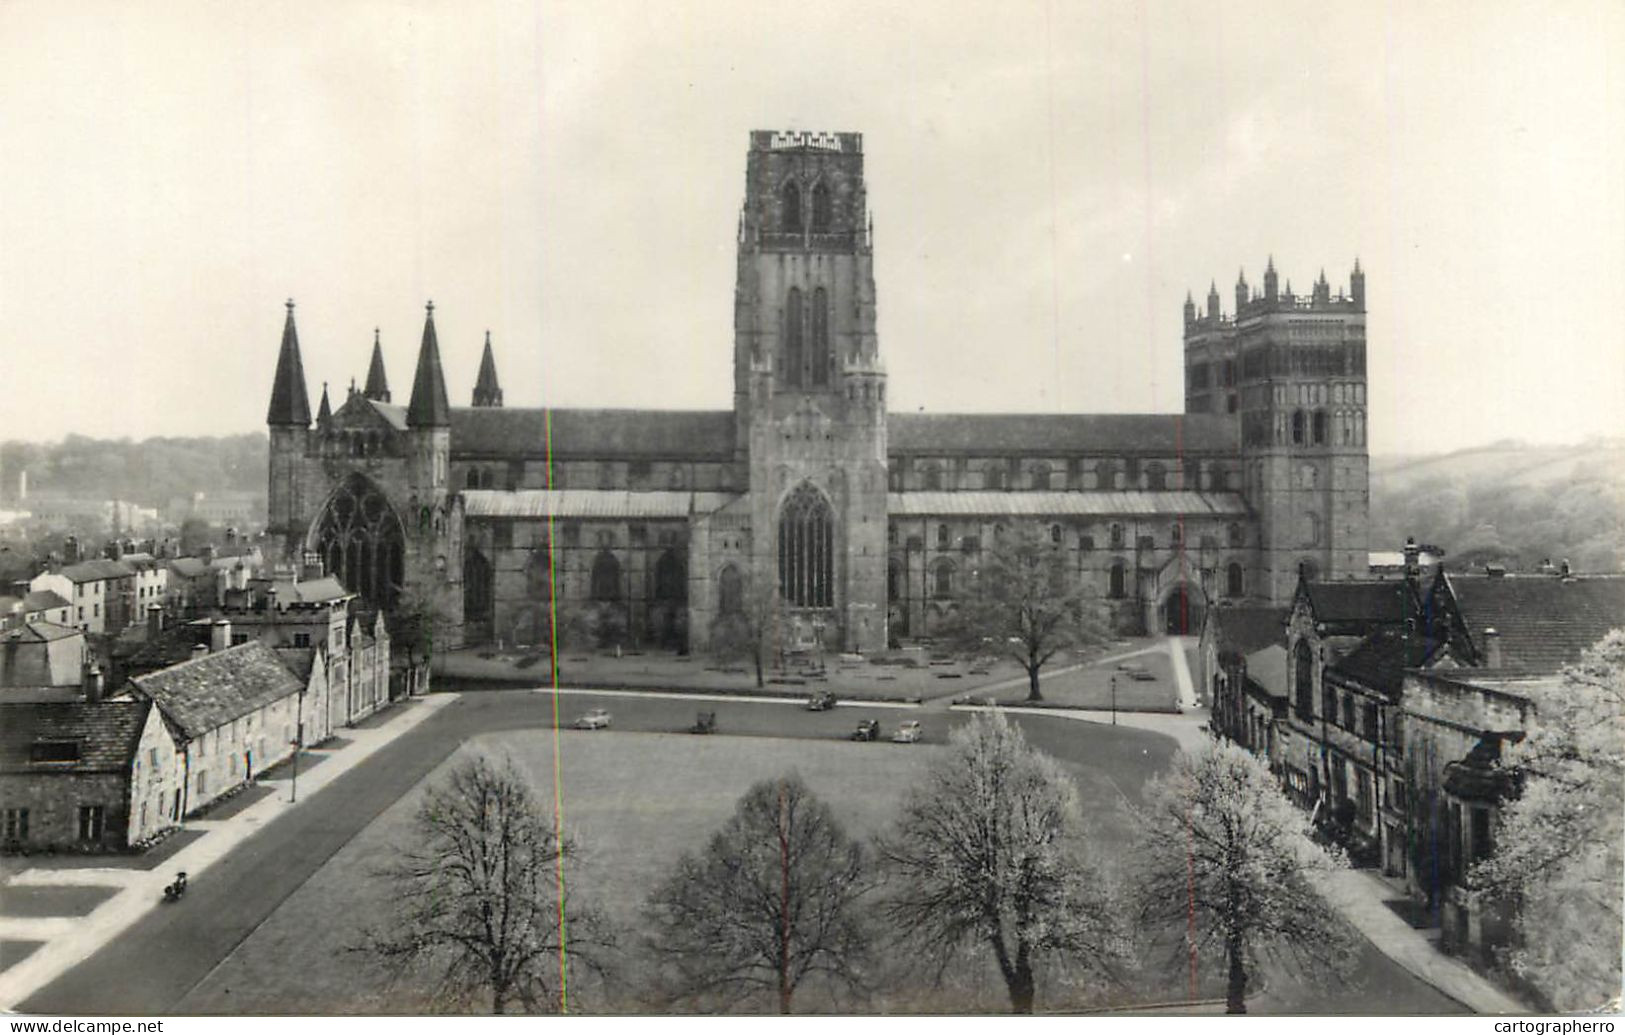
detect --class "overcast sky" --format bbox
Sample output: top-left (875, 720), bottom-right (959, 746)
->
top-left (2, 0), bottom-right (1621, 456)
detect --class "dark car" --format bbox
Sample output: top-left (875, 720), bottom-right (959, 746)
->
top-left (806, 690), bottom-right (837, 711)
top-left (850, 719), bottom-right (880, 741)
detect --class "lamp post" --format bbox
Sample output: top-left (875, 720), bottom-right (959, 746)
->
top-left (1110, 675), bottom-right (1117, 726)
top-left (290, 687), bottom-right (304, 804)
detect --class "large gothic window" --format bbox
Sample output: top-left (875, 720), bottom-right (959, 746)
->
top-left (590, 550), bottom-right (622, 601)
top-left (782, 181), bottom-right (801, 233)
top-left (1294, 640), bottom-right (1314, 720)
top-left (463, 547), bottom-right (493, 625)
top-left (778, 483), bottom-right (834, 608)
top-left (810, 287), bottom-right (830, 387)
top-left (309, 474), bottom-right (404, 610)
top-left (811, 182), bottom-right (832, 233)
top-left (785, 288), bottom-right (804, 388)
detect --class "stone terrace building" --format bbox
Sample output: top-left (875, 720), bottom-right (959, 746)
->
top-left (264, 130), bottom-right (1372, 655)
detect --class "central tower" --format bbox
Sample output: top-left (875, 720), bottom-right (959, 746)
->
top-left (732, 130), bottom-right (888, 653)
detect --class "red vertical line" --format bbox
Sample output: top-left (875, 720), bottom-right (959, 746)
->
top-left (544, 405), bottom-right (570, 1012)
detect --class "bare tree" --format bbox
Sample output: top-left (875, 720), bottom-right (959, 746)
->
top-left (1130, 741), bottom-right (1353, 1013)
top-left (356, 754), bottom-right (610, 1013)
top-left (641, 774), bottom-right (871, 1013)
top-left (709, 573), bottom-right (778, 688)
top-left (937, 524), bottom-right (1102, 701)
top-left (1473, 629), bottom-right (1625, 1011)
top-left (877, 711), bottom-right (1130, 1013)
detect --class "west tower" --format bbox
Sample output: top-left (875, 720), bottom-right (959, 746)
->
top-left (729, 131), bottom-right (888, 652)
top-left (1184, 259), bottom-right (1370, 602)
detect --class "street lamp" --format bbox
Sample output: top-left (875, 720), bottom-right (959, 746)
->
top-left (1110, 675), bottom-right (1117, 726)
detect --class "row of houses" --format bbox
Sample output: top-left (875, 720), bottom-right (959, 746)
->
top-left (0, 572), bottom-right (394, 853)
top-left (1, 546), bottom-right (263, 636)
top-left (1200, 542), bottom-right (1625, 970)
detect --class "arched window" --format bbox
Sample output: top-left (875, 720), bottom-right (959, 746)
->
top-left (810, 287), bottom-right (829, 387)
top-left (590, 550), bottom-right (622, 601)
top-left (1170, 523), bottom-right (1183, 546)
top-left (1228, 522), bottom-right (1244, 548)
top-left (1050, 523), bottom-right (1062, 544)
top-left (778, 483), bottom-right (834, 608)
top-left (936, 524), bottom-right (949, 548)
top-left (782, 181), bottom-right (801, 233)
top-left (1108, 560), bottom-right (1127, 599)
top-left (1312, 410), bottom-right (1328, 445)
top-left (1302, 511), bottom-right (1321, 547)
top-left (1292, 410), bottom-right (1306, 445)
top-left (810, 182), bottom-right (832, 233)
top-left (718, 564), bottom-right (744, 614)
top-left (308, 474), bottom-right (405, 610)
top-left (932, 560), bottom-right (955, 599)
top-left (785, 288), bottom-right (803, 388)
top-left (1226, 562), bottom-right (1244, 598)
top-left (1109, 523), bottom-right (1125, 549)
top-left (463, 547), bottom-right (493, 625)
top-left (1294, 640), bottom-right (1314, 720)
top-left (653, 550), bottom-right (686, 602)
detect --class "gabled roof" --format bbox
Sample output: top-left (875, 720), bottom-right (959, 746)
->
top-left (0, 698), bottom-right (151, 774)
top-left (406, 304), bottom-right (451, 428)
top-left (267, 300), bottom-right (312, 427)
top-left (2, 621), bottom-right (82, 644)
top-left (1300, 580), bottom-right (1413, 626)
top-left (130, 641), bottom-right (304, 739)
top-left (1210, 606), bottom-right (1288, 658)
top-left (1444, 573), bottom-right (1625, 675)
top-left (58, 559), bottom-right (135, 583)
top-left (266, 576), bottom-right (351, 604)
top-left (449, 408), bottom-right (736, 460)
top-left (888, 413), bottom-right (1239, 455)
top-left (1329, 627), bottom-right (1442, 699)
top-left (21, 590), bottom-right (69, 611)
top-left (888, 491), bottom-right (1248, 517)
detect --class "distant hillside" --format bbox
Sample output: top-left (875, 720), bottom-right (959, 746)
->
top-left (1370, 438), bottom-right (1625, 573)
top-left (0, 434), bottom-right (267, 512)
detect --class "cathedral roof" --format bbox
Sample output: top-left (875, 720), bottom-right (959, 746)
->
top-left (406, 304), bottom-right (451, 428)
top-left (266, 301), bottom-right (312, 427)
top-left (449, 408), bottom-right (736, 460)
top-left (889, 413), bottom-right (1238, 455)
top-left (462, 489), bottom-right (736, 519)
top-left (887, 490), bottom-right (1248, 517)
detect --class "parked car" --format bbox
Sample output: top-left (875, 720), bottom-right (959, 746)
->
top-left (850, 719), bottom-right (880, 741)
top-left (806, 690), bottom-right (837, 711)
top-left (573, 708), bottom-right (612, 730)
top-left (891, 720), bottom-right (923, 743)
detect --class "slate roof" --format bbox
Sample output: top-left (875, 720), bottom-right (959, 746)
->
top-left (366, 399), bottom-right (408, 431)
top-left (888, 413), bottom-right (1239, 455)
top-left (463, 489), bottom-right (736, 520)
top-left (129, 641), bottom-right (303, 739)
top-left (1446, 573), bottom-right (1625, 675)
top-left (1302, 580), bottom-right (1413, 625)
top-left (1243, 643), bottom-right (1289, 699)
top-left (58, 559), bottom-right (135, 583)
top-left (1211, 606), bottom-right (1289, 658)
top-left (2, 621), bottom-right (81, 643)
top-left (449, 408), bottom-right (737, 460)
top-left (274, 646), bottom-right (318, 681)
top-left (264, 576), bottom-right (351, 604)
top-left (168, 558), bottom-right (210, 579)
top-left (21, 590), bottom-right (69, 612)
top-left (1328, 627), bottom-right (1441, 699)
top-left (888, 491), bottom-right (1248, 517)
top-left (0, 698), bottom-right (152, 774)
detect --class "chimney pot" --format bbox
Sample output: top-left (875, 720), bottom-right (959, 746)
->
top-left (210, 619), bottom-right (231, 653)
top-left (1484, 627), bottom-right (1502, 668)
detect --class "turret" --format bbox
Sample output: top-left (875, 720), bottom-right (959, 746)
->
top-left (266, 299), bottom-right (312, 553)
top-left (1313, 269), bottom-right (1331, 306)
top-left (316, 382), bottom-right (332, 428)
top-left (1183, 290), bottom-right (1196, 327)
top-left (406, 302), bottom-right (451, 428)
top-left (363, 328), bottom-right (391, 402)
top-left (1206, 281), bottom-right (1220, 319)
top-left (1350, 258), bottom-right (1365, 310)
top-left (1234, 269), bottom-right (1248, 316)
top-left (1263, 256), bottom-right (1278, 302)
top-left (472, 331), bottom-right (503, 407)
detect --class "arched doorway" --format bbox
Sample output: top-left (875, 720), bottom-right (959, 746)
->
top-left (651, 549), bottom-right (687, 648)
top-left (1162, 583), bottom-right (1206, 636)
top-left (307, 473), bottom-right (405, 610)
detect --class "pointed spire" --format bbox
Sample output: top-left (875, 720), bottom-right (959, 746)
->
top-left (406, 300), bottom-right (451, 428)
top-left (316, 382), bottom-right (332, 425)
top-left (472, 330), bottom-right (504, 407)
top-left (1266, 255), bottom-right (1275, 273)
top-left (267, 298), bottom-right (312, 427)
top-left (363, 327), bottom-right (391, 402)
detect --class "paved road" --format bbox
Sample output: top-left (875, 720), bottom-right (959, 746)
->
top-left (20, 688), bottom-right (1460, 1015)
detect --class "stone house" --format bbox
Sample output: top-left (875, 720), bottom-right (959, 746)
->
top-left (0, 697), bottom-right (155, 852)
top-left (30, 559), bottom-right (137, 635)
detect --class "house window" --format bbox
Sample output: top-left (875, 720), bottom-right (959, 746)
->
top-left (932, 562), bottom-right (955, 599)
top-left (292, 632), bottom-right (311, 648)
top-left (1291, 410), bottom-right (1306, 445)
top-left (2, 808), bottom-right (29, 842)
top-left (78, 805), bottom-right (106, 842)
top-left (1226, 563), bottom-right (1244, 598)
top-left (1362, 702), bottom-right (1379, 741)
top-left (30, 741), bottom-right (80, 763)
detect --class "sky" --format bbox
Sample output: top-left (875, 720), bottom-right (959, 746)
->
top-left (1, 0), bottom-right (1621, 457)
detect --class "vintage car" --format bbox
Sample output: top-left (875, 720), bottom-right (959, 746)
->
top-left (850, 719), bottom-right (881, 741)
top-left (573, 708), bottom-right (612, 730)
top-left (805, 690), bottom-right (837, 711)
top-left (891, 720), bottom-right (923, 743)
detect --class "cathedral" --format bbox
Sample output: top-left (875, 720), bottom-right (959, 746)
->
top-left (265, 130), bottom-right (1370, 655)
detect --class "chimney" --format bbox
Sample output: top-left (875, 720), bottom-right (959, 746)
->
top-left (83, 662), bottom-right (104, 704)
top-left (266, 586), bottom-right (279, 614)
top-left (210, 619), bottom-right (231, 653)
top-left (146, 603), bottom-right (162, 642)
top-left (201, 544), bottom-right (217, 565)
top-left (191, 643), bottom-right (209, 659)
top-left (1483, 628), bottom-right (1502, 668)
